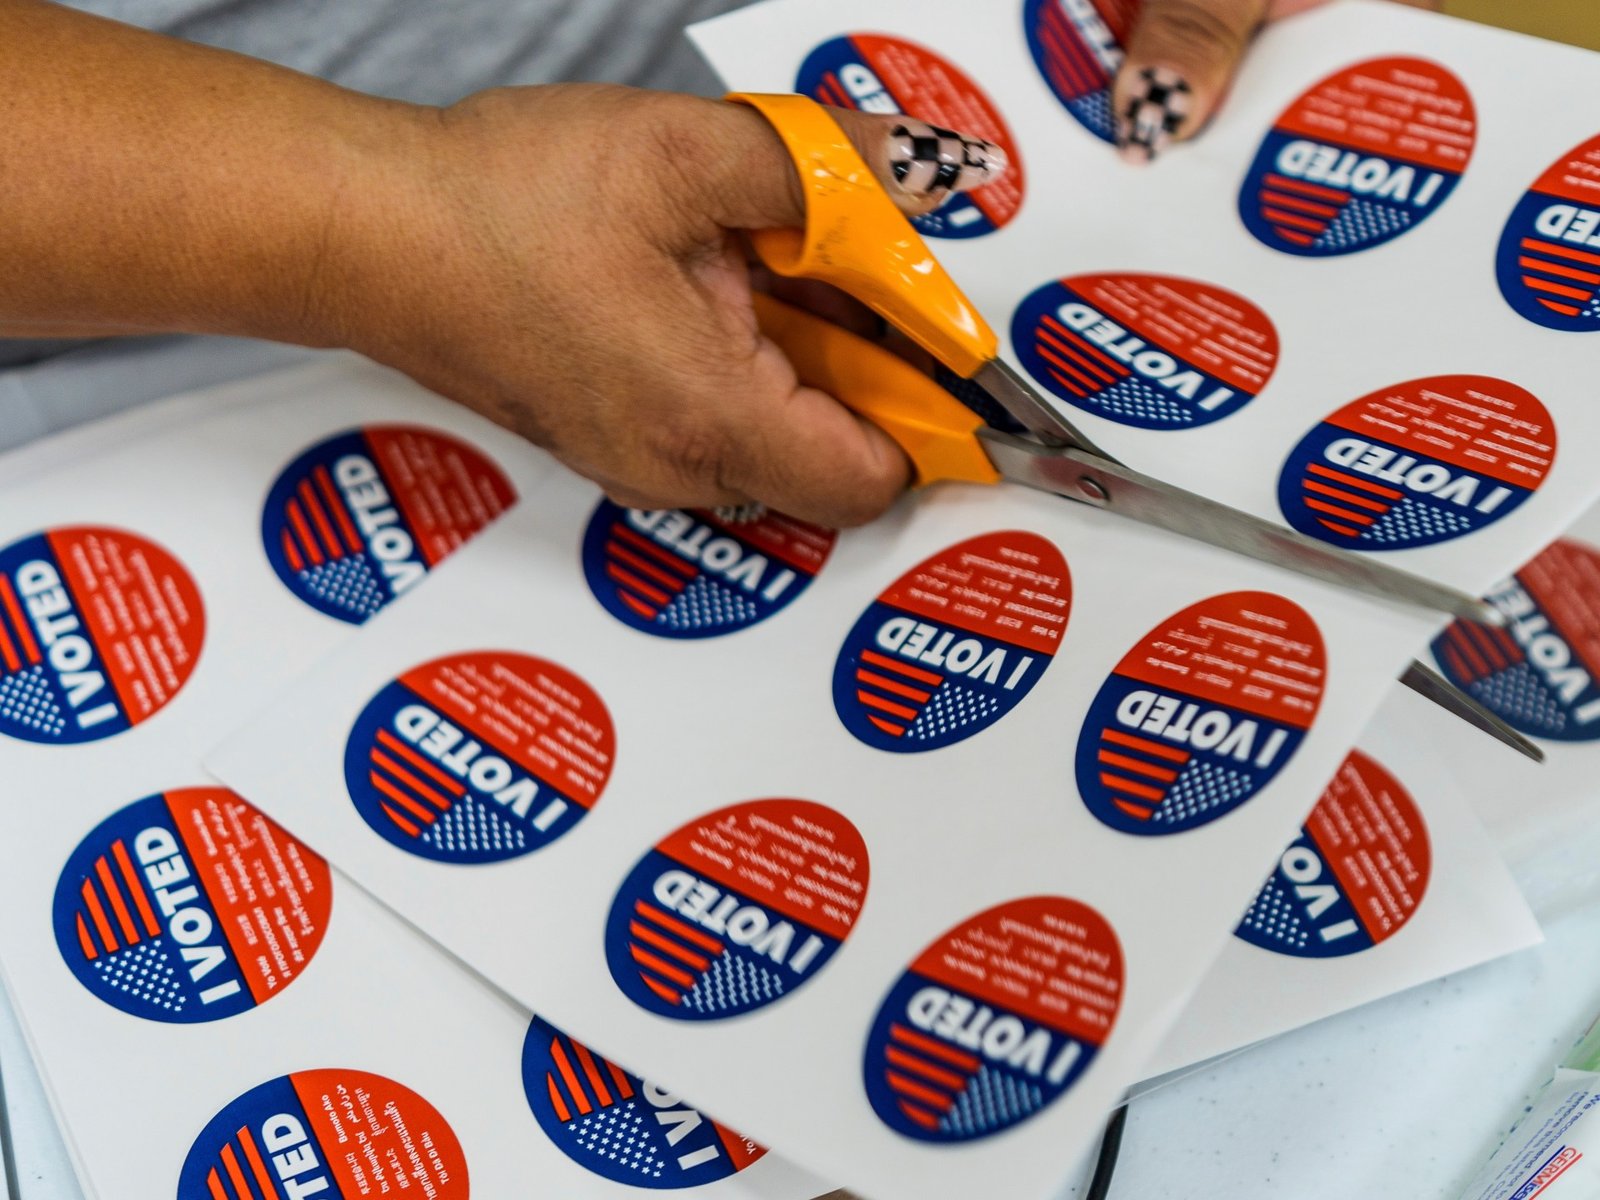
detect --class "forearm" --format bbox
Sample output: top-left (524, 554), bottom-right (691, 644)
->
top-left (0, 0), bottom-right (428, 343)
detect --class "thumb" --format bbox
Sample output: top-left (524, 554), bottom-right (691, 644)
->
top-left (1113, 0), bottom-right (1269, 162)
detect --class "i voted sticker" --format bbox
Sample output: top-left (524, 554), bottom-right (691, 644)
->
top-left (1434, 538), bottom-right (1600, 741)
top-left (834, 532), bottom-right (1070, 751)
top-left (53, 788), bottom-right (331, 1023)
top-left (1237, 750), bottom-right (1430, 958)
top-left (1278, 376), bottom-right (1555, 551)
top-left (345, 650), bottom-right (614, 863)
top-left (582, 503), bottom-right (835, 638)
top-left (1011, 273), bottom-right (1279, 430)
top-left (1022, 0), bottom-right (1134, 143)
top-left (263, 425), bottom-right (516, 624)
top-left (522, 1016), bottom-right (766, 1187)
top-left (1078, 591), bottom-right (1326, 834)
top-left (1240, 57), bottom-right (1476, 256)
top-left (1496, 133), bottom-right (1600, 330)
top-left (0, 526), bottom-right (203, 744)
top-left (177, 1069), bottom-right (467, 1200)
top-left (605, 798), bottom-right (869, 1021)
top-left (796, 34), bottom-right (1024, 238)
top-left (863, 896), bottom-right (1122, 1143)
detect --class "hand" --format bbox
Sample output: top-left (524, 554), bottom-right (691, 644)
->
top-left (316, 85), bottom-right (1008, 527)
top-left (1112, 0), bottom-right (1444, 162)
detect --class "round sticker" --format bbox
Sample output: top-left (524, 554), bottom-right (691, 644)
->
top-left (1278, 376), bottom-right (1555, 551)
top-left (1496, 133), bottom-right (1600, 330)
top-left (0, 526), bottom-right (204, 744)
top-left (1011, 273), bottom-right (1279, 430)
top-left (1239, 57), bottom-right (1476, 256)
top-left (1433, 538), bottom-right (1600, 741)
top-left (582, 503), bottom-right (836, 638)
top-left (177, 1069), bottom-right (467, 1200)
top-left (522, 1016), bottom-right (766, 1187)
top-left (1236, 750), bottom-right (1430, 957)
top-left (833, 532), bottom-right (1070, 752)
top-left (862, 896), bottom-right (1122, 1143)
top-left (605, 799), bottom-right (869, 1021)
top-left (262, 425), bottom-right (517, 624)
top-left (1078, 591), bottom-right (1326, 834)
top-left (344, 650), bottom-right (614, 864)
top-left (53, 788), bottom-right (331, 1023)
top-left (796, 34), bottom-right (1025, 238)
top-left (1022, 0), bottom-right (1134, 144)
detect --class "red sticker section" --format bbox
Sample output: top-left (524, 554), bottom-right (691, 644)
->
top-left (290, 1069), bottom-right (468, 1199)
top-left (362, 427), bottom-right (519, 568)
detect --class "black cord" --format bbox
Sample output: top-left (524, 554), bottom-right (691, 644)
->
top-left (1084, 1104), bottom-right (1128, 1200)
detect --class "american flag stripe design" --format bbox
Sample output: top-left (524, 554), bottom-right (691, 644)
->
top-left (205, 1125), bottom-right (283, 1200)
top-left (1096, 726), bottom-right (1192, 821)
top-left (0, 572), bottom-right (40, 676)
top-left (280, 465), bottom-right (366, 573)
top-left (854, 646), bottom-right (946, 738)
top-left (602, 521), bottom-right (696, 621)
top-left (1258, 171), bottom-right (1352, 246)
top-left (628, 898), bottom-right (726, 1006)
top-left (1516, 234), bottom-right (1600, 318)
top-left (74, 839), bottom-right (162, 961)
top-left (1298, 460), bottom-right (1403, 539)
top-left (545, 1031), bottom-right (637, 1123)
top-left (1032, 312), bottom-right (1130, 400)
top-left (814, 70), bottom-right (855, 110)
top-left (366, 726), bottom-right (465, 838)
top-left (1437, 620), bottom-right (1523, 686)
top-left (1033, 1), bottom-right (1116, 101)
top-left (882, 1021), bottom-right (981, 1130)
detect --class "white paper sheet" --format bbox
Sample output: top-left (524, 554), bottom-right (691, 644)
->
top-left (690, 0), bottom-right (1600, 598)
top-left (1144, 684), bottom-right (1543, 1078)
top-left (207, 461), bottom-right (1459, 1200)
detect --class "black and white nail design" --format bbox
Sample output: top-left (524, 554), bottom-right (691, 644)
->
top-left (1118, 67), bottom-right (1194, 163)
top-left (885, 120), bottom-right (1009, 200)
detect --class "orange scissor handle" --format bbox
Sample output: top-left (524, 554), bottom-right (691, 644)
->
top-left (729, 92), bottom-right (999, 380)
top-left (753, 293), bottom-right (1000, 488)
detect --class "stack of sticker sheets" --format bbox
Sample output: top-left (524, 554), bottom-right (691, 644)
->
top-left (3, 1), bottom-right (1600, 1198)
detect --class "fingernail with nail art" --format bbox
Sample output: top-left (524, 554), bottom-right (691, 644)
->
top-left (885, 119), bottom-right (1009, 201)
top-left (1117, 67), bottom-right (1194, 164)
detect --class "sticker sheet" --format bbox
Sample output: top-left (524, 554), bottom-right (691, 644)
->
top-left (209, 463), bottom-right (1458, 1200)
top-left (690, 0), bottom-right (1600, 598)
top-left (1143, 683), bottom-right (1542, 1079)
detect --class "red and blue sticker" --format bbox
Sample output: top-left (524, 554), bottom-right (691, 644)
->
top-left (1236, 750), bottom-right (1430, 958)
top-left (1240, 57), bottom-right (1476, 256)
top-left (1022, 0), bottom-right (1137, 143)
top-left (863, 896), bottom-right (1122, 1143)
top-left (53, 787), bottom-right (330, 1024)
top-left (344, 650), bottom-right (614, 864)
top-left (177, 1069), bottom-right (467, 1200)
top-left (262, 425), bottom-right (516, 624)
top-left (0, 526), bottom-right (203, 744)
top-left (834, 532), bottom-right (1070, 752)
top-left (1434, 538), bottom-right (1600, 742)
top-left (1496, 133), bottom-right (1600, 330)
top-left (1278, 376), bottom-right (1555, 551)
top-left (1078, 592), bottom-right (1326, 835)
top-left (522, 1016), bottom-right (766, 1188)
top-left (605, 798), bottom-right (869, 1021)
top-left (796, 34), bottom-right (1024, 238)
top-left (1011, 273), bottom-right (1279, 430)
top-left (582, 504), bottom-right (835, 638)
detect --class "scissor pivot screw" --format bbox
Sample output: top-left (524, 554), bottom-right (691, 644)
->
top-left (1076, 477), bottom-right (1110, 505)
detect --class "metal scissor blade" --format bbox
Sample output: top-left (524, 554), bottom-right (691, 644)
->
top-left (977, 428), bottom-right (1504, 628)
top-left (1401, 660), bottom-right (1545, 762)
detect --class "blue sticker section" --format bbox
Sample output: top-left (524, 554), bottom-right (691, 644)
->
top-left (177, 1075), bottom-right (315, 1200)
top-left (582, 503), bottom-right (821, 639)
top-left (52, 795), bottom-right (254, 1023)
top-left (862, 971), bottom-right (1095, 1143)
top-left (1011, 281), bottom-right (1256, 429)
top-left (795, 35), bottom-right (1000, 239)
top-left (833, 601), bottom-right (1047, 753)
top-left (344, 680), bottom-right (589, 864)
top-left (605, 849), bottom-right (841, 1022)
top-left (1076, 676), bottom-right (1305, 835)
top-left (522, 1017), bottom-right (755, 1188)
top-left (1234, 831), bottom-right (1375, 958)
top-left (1278, 425), bottom-right (1533, 551)
top-left (1240, 130), bottom-right (1459, 257)
top-left (261, 430), bottom-right (419, 625)
top-left (1022, 0), bottom-right (1124, 143)
top-left (0, 532), bottom-right (128, 744)
top-left (1496, 190), bottom-right (1600, 331)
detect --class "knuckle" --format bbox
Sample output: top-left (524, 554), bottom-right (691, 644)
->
top-left (1141, 0), bottom-right (1253, 63)
top-left (654, 420), bottom-right (735, 492)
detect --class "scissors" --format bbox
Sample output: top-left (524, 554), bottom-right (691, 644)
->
top-left (729, 92), bottom-right (1542, 763)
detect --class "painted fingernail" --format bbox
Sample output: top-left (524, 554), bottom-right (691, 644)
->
top-left (1117, 67), bottom-right (1194, 164)
top-left (885, 119), bottom-right (1009, 200)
